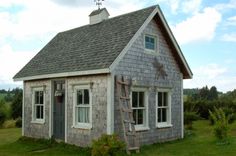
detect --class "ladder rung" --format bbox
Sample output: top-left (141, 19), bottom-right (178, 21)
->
top-left (128, 147), bottom-right (139, 151)
top-left (117, 80), bottom-right (129, 85)
top-left (124, 120), bottom-right (135, 124)
top-left (122, 108), bottom-right (132, 113)
top-left (120, 96), bottom-right (130, 100)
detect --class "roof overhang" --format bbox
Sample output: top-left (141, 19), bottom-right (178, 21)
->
top-left (13, 68), bottom-right (110, 81)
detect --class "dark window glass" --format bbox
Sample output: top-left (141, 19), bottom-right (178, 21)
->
top-left (77, 90), bottom-right (83, 105)
top-left (36, 106), bottom-right (40, 119)
top-left (145, 36), bottom-right (155, 50)
top-left (137, 110), bottom-right (143, 124)
top-left (163, 92), bottom-right (167, 106)
top-left (139, 92), bottom-right (144, 107)
top-left (40, 106), bottom-right (44, 119)
top-left (39, 91), bottom-right (43, 104)
top-left (158, 108), bottom-right (161, 122)
top-left (162, 108), bottom-right (167, 122)
top-left (84, 89), bottom-right (89, 104)
top-left (133, 109), bottom-right (137, 124)
top-left (158, 92), bottom-right (162, 106)
top-left (132, 92), bottom-right (138, 107)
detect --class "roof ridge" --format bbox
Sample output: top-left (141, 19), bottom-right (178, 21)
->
top-left (60, 5), bottom-right (158, 34)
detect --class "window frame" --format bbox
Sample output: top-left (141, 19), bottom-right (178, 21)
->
top-left (156, 88), bottom-right (172, 128)
top-left (130, 87), bottom-right (149, 131)
top-left (31, 87), bottom-right (45, 124)
top-left (72, 85), bottom-right (92, 129)
top-left (144, 34), bottom-right (158, 54)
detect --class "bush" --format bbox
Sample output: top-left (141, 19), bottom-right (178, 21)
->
top-left (15, 117), bottom-right (22, 128)
top-left (2, 119), bottom-right (16, 128)
top-left (209, 107), bottom-right (230, 141)
top-left (91, 134), bottom-right (125, 156)
top-left (0, 100), bottom-right (7, 126)
top-left (184, 111), bottom-right (199, 129)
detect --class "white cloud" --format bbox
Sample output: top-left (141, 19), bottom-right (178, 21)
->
top-left (182, 0), bottom-right (202, 14)
top-left (226, 15), bottom-right (236, 26)
top-left (215, 0), bottom-right (236, 11)
top-left (184, 64), bottom-right (235, 92)
top-left (0, 45), bottom-right (36, 84)
top-left (172, 7), bottom-right (221, 44)
top-left (222, 33), bottom-right (236, 42)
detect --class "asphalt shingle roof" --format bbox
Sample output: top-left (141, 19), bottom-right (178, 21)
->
top-left (14, 5), bottom-right (156, 79)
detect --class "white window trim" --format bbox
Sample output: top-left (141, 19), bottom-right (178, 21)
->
top-left (144, 34), bottom-right (159, 55)
top-left (31, 87), bottom-right (45, 124)
top-left (156, 88), bottom-right (172, 128)
top-left (130, 87), bottom-right (149, 131)
top-left (72, 84), bottom-right (92, 129)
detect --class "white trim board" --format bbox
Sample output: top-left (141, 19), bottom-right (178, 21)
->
top-left (14, 68), bottom-right (110, 81)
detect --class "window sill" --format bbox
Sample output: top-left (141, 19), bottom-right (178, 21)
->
top-left (135, 126), bottom-right (150, 132)
top-left (144, 50), bottom-right (159, 56)
top-left (71, 124), bottom-right (92, 130)
top-left (156, 124), bottom-right (172, 129)
top-left (31, 120), bottom-right (45, 124)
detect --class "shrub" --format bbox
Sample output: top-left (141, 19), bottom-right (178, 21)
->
top-left (91, 134), bottom-right (125, 156)
top-left (15, 117), bottom-right (22, 128)
top-left (184, 111), bottom-right (199, 129)
top-left (0, 100), bottom-right (7, 126)
top-left (209, 107), bottom-right (230, 141)
top-left (2, 119), bottom-right (16, 128)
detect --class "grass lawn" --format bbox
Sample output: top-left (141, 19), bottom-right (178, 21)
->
top-left (0, 120), bottom-right (235, 156)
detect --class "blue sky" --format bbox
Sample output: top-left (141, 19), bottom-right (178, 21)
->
top-left (0, 0), bottom-right (235, 92)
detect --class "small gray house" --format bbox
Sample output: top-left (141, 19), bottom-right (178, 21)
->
top-left (14, 5), bottom-right (192, 146)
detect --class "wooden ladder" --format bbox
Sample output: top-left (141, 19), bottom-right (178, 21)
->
top-left (116, 75), bottom-right (140, 154)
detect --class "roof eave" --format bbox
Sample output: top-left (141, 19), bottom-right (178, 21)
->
top-left (13, 68), bottom-right (110, 81)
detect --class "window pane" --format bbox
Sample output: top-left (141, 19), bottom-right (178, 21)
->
top-left (132, 92), bottom-right (138, 107)
top-left (78, 107), bottom-right (89, 123)
top-left (158, 108), bottom-right (161, 123)
top-left (133, 109), bottom-right (137, 124)
top-left (35, 91), bottom-right (39, 104)
top-left (39, 91), bottom-right (44, 104)
top-left (162, 108), bottom-right (167, 122)
top-left (36, 106), bottom-right (40, 119)
top-left (40, 106), bottom-right (44, 119)
top-left (137, 109), bottom-right (144, 124)
top-left (77, 90), bottom-right (83, 105)
top-left (139, 92), bottom-right (144, 107)
top-left (84, 89), bottom-right (89, 104)
top-left (145, 36), bottom-right (155, 50)
top-left (158, 92), bottom-right (162, 107)
top-left (163, 92), bottom-right (168, 106)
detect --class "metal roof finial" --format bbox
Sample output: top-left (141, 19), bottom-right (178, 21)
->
top-left (94, 0), bottom-right (104, 10)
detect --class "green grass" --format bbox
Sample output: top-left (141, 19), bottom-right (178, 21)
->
top-left (0, 120), bottom-right (235, 156)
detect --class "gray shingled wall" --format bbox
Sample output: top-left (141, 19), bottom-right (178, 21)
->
top-left (66, 75), bottom-right (108, 146)
top-left (113, 19), bottom-right (182, 145)
top-left (23, 80), bottom-right (51, 139)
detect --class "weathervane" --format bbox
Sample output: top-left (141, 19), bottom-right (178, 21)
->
top-left (94, 0), bottom-right (105, 9)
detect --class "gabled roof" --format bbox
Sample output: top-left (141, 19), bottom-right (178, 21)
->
top-left (14, 5), bottom-right (192, 81)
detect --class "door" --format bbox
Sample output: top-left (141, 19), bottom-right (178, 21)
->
top-left (53, 80), bottom-right (65, 140)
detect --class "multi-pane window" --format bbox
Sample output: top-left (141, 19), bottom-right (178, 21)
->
top-left (76, 89), bottom-right (90, 123)
top-left (145, 35), bottom-right (156, 51)
top-left (73, 86), bottom-right (92, 128)
top-left (157, 91), bottom-right (171, 127)
top-left (32, 88), bottom-right (44, 122)
top-left (132, 91), bottom-right (146, 127)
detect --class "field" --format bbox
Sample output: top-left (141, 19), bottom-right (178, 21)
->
top-left (0, 120), bottom-right (235, 156)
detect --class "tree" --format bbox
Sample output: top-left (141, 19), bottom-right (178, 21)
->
top-left (11, 88), bottom-right (23, 119)
top-left (199, 86), bottom-right (209, 100)
top-left (0, 100), bottom-right (7, 126)
top-left (209, 86), bottom-right (218, 100)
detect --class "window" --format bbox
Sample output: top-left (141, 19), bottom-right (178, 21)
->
top-left (73, 85), bottom-right (92, 129)
top-left (156, 89), bottom-right (172, 128)
top-left (32, 87), bottom-right (45, 123)
top-left (131, 89), bottom-right (149, 131)
top-left (145, 35), bottom-right (156, 51)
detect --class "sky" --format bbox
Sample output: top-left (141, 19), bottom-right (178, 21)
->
top-left (0, 0), bottom-right (235, 92)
